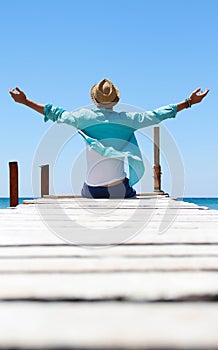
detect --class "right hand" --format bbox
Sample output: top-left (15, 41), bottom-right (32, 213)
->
top-left (189, 88), bottom-right (210, 105)
top-left (9, 87), bottom-right (27, 104)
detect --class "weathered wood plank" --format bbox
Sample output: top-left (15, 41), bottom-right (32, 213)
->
top-left (0, 272), bottom-right (218, 301)
top-left (19, 196), bottom-right (212, 208)
top-left (1, 231), bottom-right (218, 245)
top-left (0, 302), bottom-right (218, 349)
top-left (0, 244), bottom-right (218, 258)
top-left (1, 256), bottom-right (218, 273)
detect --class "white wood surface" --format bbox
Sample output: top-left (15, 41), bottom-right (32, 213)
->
top-left (0, 196), bottom-right (218, 349)
top-left (0, 303), bottom-right (218, 349)
top-left (0, 272), bottom-right (218, 301)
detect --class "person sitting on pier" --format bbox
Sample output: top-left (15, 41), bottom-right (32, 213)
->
top-left (9, 79), bottom-right (209, 199)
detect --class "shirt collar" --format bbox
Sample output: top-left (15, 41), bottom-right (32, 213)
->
top-left (92, 106), bottom-right (114, 112)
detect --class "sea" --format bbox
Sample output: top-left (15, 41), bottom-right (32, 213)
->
top-left (0, 197), bottom-right (218, 210)
top-left (0, 198), bottom-right (35, 209)
top-left (179, 198), bottom-right (218, 210)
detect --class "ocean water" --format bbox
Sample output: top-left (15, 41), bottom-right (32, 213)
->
top-left (0, 198), bottom-right (34, 209)
top-left (180, 198), bottom-right (218, 210)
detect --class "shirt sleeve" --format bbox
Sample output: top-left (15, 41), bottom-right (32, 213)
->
top-left (44, 104), bottom-right (80, 129)
top-left (124, 104), bottom-right (178, 130)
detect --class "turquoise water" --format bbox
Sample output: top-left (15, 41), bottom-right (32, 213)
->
top-left (0, 198), bottom-right (34, 209)
top-left (180, 198), bottom-right (218, 210)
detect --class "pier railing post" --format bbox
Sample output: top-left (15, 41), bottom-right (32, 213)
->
top-left (41, 164), bottom-right (49, 197)
top-left (9, 161), bottom-right (19, 207)
top-left (153, 127), bottom-right (162, 193)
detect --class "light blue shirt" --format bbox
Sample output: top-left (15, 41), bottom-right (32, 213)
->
top-left (44, 104), bottom-right (178, 186)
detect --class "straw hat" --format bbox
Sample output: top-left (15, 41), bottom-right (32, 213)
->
top-left (90, 78), bottom-right (120, 106)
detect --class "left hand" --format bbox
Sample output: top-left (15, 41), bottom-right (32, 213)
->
top-left (189, 88), bottom-right (210, 105)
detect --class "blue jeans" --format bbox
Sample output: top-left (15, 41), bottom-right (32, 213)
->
top-left (81, 178), bottom-right (136, 199)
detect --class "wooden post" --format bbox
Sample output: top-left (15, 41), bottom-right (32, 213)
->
top-left (153, 127), bottom-right (162, 193)
top-left (9, 161), bottom-right (19, 207)
top-left (41, 164), bottom-right (49, 197)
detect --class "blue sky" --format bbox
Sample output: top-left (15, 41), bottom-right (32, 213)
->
top-left (0, 0), bottom-right (217, 197)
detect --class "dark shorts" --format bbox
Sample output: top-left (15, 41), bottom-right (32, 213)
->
top-left (81, 178), bottom-right (136, 199)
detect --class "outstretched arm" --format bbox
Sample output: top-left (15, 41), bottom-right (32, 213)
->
top-left (124, 87), bottom-right (210, 130)
top-left (9, 87), bottom-right (79, 127)
top-left (9, 87), bottom-right (45, 115)
top-left (177, 88), bottom-right (210, 112)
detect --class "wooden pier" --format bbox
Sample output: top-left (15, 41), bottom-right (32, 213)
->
top-left (0, 196), bottom-right (218, 349)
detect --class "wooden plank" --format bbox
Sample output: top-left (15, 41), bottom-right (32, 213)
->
top-left (0, 302), bottom-right (218, 349)
top-left (1, 212), bottom-right (218, 222)
top-left (20, 198), bottom-right (210, 209)
top-left (0, 244), bottom-right (218, 258)
top-left (0, 272), bottom-right (218, 301)
top-left (1, 256), bottom-right (218, 273)
top-left (1, 220), bottom-right (218, 230)
top-left (1, 231), bottom-right (218, 246)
